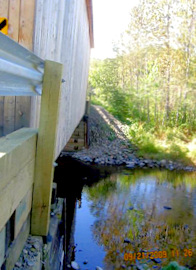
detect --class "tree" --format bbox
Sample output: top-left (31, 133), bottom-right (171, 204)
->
top-left (89, 0), bottom-right (196, 132)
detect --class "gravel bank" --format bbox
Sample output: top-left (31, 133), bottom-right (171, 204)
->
top-left (62, 105), bottom-right (196, 172)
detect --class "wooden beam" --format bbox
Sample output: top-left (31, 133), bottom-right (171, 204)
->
top-left (5, 215), bottom-right (30, 270)
top-left (0, 227), bottom-right (6, 267)
top-left (0, 160), bottom-right (35, 233)
top-left (31, 60), bottom-right (63, 236)
top-left (0, 128), bottom-right (37, 193)
top-left (0, 128), bottom-right (37, 232)
top-left (14, 187), bottom-right (33, 238)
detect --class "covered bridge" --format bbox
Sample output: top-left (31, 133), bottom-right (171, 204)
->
top-left (0, 0), bottom-right (94, 269)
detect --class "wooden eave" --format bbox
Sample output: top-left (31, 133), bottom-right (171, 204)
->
top-left (86, 0), bottom-right (94, 48)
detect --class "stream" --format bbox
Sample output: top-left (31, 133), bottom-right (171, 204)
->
top-left (54, 157), bottom-right (196, 270)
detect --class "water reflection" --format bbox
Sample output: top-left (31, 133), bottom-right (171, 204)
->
top-left (56, 163), bottom-right (196, 269)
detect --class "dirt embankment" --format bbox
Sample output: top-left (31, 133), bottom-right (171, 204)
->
top-left (63, 105), bottom-right (196, 172)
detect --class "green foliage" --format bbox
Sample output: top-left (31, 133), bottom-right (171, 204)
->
top-left (168, 144), bottom-right (188, 160)
top-left (127, 121), bottom-right (195, 164)
top-left (88, 0), bottom-right (196, 165)
top-left (163, 261), bottom-right (189, 270)
top-left (108, 133), bottom-right (116, 141)
top-left (87, 178), bottom-right (117, 200)
top-left (129, 123), bottom-right (160, 155)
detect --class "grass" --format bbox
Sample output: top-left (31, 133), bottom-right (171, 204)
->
top-left (91, 97), bottom-right (196, 166)
top-left (128, 123), bottom-right (196, 165)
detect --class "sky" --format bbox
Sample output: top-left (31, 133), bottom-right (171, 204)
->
top-left (91, 0), bottom-right (140, 59)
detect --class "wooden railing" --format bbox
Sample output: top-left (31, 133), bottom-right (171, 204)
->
top-left (0, 32), bottom-right (63, 269)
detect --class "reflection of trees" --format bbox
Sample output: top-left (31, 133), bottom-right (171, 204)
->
top-left (120, 170), bottom-right (196, 189)
top-left (85, 170), bottom-right (196, 269)
top-left (91, 198), bottom-right (131, 269)
top-left (85, 175), bottom-right (118, 219)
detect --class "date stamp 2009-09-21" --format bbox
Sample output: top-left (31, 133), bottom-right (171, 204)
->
top-left (124, 249), bottom-right (193, 261)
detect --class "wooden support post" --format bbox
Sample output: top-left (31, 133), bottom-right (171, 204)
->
top-left (31, 60), bottom-right (63, 236)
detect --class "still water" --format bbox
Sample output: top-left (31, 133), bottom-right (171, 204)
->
top-left (64, 168), bottom-right (196, 270)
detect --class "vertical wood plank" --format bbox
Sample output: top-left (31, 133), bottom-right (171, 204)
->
top-left (30, 0), bottom-right (44, 129)
top-left (0, 0), bottom-right (9, 136)
top-left (2, 0), bottom-right (20, 136)
top-left (3, 0), bottom-right (20, 135)
top-left (15, 96), bottom-right (31, 131)
top-left (33, 0), bottom-right (44, 57)
top-left (55, 0), bottom-right (65, 62)
top-left (31, 61), bottom-right (63, 236)
top-left (55, 0), bottom-right (91, 157)
top-left (48, 0), bottom-right (56, 60)
top-left (3, 96), bottom-right (15, 135)
top-left (39, 0), bottom-right (50, 59)
top-left (8, 0), bottom-right (20, 41)
top-left (0, 0), bottom-right (9, 17)
top-left (19, 0), bottom-right (35, 50)
top-left (31, 0), bottom-right (91, 154)
top-left (15, 0), bottom-right (36, 132)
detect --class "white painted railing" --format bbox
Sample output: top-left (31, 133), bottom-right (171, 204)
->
top-left (0, 32), bottom-right (44, 96)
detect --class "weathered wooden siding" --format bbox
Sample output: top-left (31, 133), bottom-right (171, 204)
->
top-left (0, 0), bottom-right (92, 156)
top-left (0, 0), bottom-right (93, 262)
top-left (56, 0), bottom-right (91, 157)
top-left (0, 0), bottom-right (35, 137)
top-left (32, 0), bottom-right (91, 158)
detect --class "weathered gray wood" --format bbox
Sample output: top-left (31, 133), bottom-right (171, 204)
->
top-left (55, 0), bottom-right (91, 157)
top-left (32, 0), bottom-right (91, 158)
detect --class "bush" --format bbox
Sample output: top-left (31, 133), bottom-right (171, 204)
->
top-left (168, 143), bottom-right (188, 160)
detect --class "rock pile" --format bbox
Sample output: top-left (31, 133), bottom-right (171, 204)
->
top-left (13, 236), bottom-right (42, 270)
top-left (63, 105), bottom-right (196, 172)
